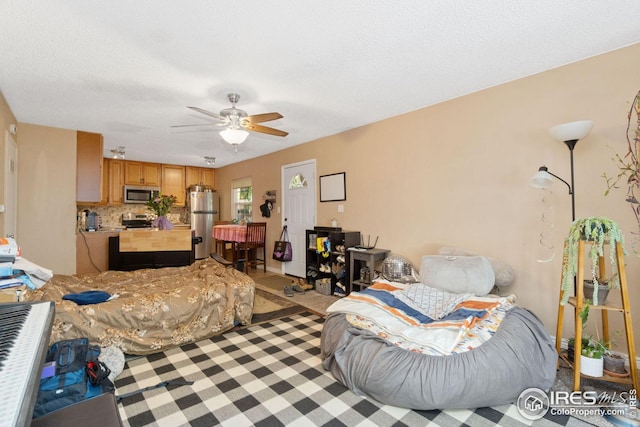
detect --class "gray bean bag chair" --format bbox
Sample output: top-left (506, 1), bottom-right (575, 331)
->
top-left (321, 307), bottom-right (557, 410)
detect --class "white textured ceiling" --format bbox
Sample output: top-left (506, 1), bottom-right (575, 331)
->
top-left (1, 1), bottom-right (640, 167)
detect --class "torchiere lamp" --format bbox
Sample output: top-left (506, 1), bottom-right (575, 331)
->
top-left (530, 120), bottom-right (593, 221)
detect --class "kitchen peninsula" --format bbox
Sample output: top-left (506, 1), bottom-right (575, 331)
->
top-left (109, 229), bottom-right (195, 271)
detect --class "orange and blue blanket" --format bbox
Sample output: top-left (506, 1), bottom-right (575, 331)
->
top-left (326, 281), bottom-right (515, 355)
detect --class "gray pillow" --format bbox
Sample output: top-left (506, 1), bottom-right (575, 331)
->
top-left (419, 255), bottom-right (495, 296)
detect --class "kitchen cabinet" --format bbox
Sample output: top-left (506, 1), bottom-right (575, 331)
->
top-left (185, 166), bottom-right (215, 188)
top-left (76, 131), bottom-right (103, 203)
top-left (124, 161), bottom-right (161, 186)
top-left (104, 159), bottom-right (125, 205)
top-left (162, 164), bottom-right (186, 206)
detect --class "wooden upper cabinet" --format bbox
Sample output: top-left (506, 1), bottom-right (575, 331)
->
top-left (161, 165), bottom-right (186, 206)
top-left (99, 159), bottom-right (125, 205)
top-left (185, 166), bottom-right (215, 188)
top-left (76, 131), bottom-right (103, 202)
top-left (107, 159), bottom-right (125, 205)
top-left (100, 159), bottom-right (110, 205)
top-left (124, 161), bottom-right (161, 186)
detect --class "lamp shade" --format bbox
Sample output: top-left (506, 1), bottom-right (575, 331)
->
top-left (548, 120), bottom-right (593, 142)
top-left (220, 128), bottom-right (249, 145)
top-left (531, 169), bottom-right (554, 189)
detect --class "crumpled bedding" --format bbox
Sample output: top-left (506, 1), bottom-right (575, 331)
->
top-left (327, 282), bottom-right (515, 355)
top-left (321, 282), bottom-right (557, 410)
top-left (24, 258), bottom-right (255, 355)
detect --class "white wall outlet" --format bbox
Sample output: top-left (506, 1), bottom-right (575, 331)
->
top-left (0, 204), bottom-right (5, 213)
top-left (337, 204), bottom-right (344, 213)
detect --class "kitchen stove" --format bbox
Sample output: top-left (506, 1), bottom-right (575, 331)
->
top-left (121, 213), bottom-right (152, 229)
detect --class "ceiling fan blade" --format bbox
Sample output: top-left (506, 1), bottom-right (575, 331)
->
top-left (244, 112), bottom-right (283, 124)
top-left (243, 122), bottom-right (289, 137)
top-left (187, 106), bottom-right (223, 120)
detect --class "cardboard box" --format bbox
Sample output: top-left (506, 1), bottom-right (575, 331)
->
top-left (0, 285), bottom-right (26, 302)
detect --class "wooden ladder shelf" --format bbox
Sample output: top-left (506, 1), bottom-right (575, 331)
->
top-left (555, 239), bottom-right (639, 391)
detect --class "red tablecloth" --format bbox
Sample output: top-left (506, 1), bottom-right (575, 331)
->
top-left (212, 224), bottom-right (247, 242)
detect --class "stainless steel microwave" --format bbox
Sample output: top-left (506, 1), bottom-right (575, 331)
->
top-left (124, 185), bottom-right (161, 204)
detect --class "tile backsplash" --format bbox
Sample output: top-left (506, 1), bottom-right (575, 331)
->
top-left (77, 204), bottom-right (187, 228)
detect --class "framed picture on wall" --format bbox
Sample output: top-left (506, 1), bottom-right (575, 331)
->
top-left (319, 172), bottom-right (346, 202)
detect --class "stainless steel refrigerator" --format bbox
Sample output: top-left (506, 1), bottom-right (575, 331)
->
top-left (187, 185), bottom-right (220, 259)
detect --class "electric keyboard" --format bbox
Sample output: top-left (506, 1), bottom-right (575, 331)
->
top-left (0, 301), bottom-right (54, 427)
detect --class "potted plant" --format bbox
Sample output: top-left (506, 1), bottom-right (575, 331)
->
top-left (560, 217), bottom-right (625, 306)
top-left (603, 352), bottom-right (627, 376)
top-left (146, 194), bottom-right (177, 230)
top-left (567, 303), bottom-right (591, 362)
top-left (602, 330), bottom-right (628, 376)
top-left (580, 336), bottom-right (606, 377)
top-left (604, 90), bottom-right (640, 249)
top-left (583, 272), bottom-right (617, 305)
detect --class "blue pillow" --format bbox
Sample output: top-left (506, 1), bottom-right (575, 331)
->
top-left (62, 290), bottom-right (111, 305)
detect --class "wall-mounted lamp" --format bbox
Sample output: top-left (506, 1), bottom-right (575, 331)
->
top-left (531, 120), bottom-right (593, 221)
top-left (204, 156), bottom-right (216, 166)
top-left (110, 146), bottom-right (125, 159)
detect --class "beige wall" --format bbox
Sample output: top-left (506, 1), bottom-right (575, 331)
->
top-left (17, 123), bottom-right (77, 274)
top-left (0, 91), bottom-right (17, 238)
top-left (216, 43), bottom-right (640, 347)
top-left (1, 43), bottom-right (639, 349)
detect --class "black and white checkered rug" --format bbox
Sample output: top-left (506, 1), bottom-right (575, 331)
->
top-left (115, 312), bottom-right (590, 426)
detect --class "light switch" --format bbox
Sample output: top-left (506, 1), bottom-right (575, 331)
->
top-left (337, 204), bottom-right (344, 213)
top-left (0, 205), bottom-right (5, 213)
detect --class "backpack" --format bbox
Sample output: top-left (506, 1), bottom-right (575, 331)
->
top-left (33, 338), bottom-right (114, 419)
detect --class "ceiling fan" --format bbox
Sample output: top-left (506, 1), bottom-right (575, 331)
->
top-left (172, 93), bottom-right (288, 149)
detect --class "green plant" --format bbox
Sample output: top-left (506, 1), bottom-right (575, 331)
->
top-left (581, 336), bottom-right (608, 359)
top-left (578, 301), bottom-right (591, 326)
top-left (560, 217), bottom-right (625, 305)
top-left (146, 194), bottom-right (177, 217)
top-left (603, 90), bottom-right (640, 251)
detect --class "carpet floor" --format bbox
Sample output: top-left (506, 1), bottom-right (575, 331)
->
top-left (114, 313), bottom-right (590, 427)
top-left (251, 287), bottom-right (308, 324)
top-left (252, 274), bottom-right (338, 316)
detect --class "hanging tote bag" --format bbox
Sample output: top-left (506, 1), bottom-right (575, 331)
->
top-left (273, 225), bottom-right (293, 262)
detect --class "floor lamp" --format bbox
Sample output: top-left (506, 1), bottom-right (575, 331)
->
top-left (530, 120), bottom-right (593, 222)
top-left (531, 120), bottom-right (593, 292)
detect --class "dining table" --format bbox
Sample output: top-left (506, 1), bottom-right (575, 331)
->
top-left (211, 224), bottom-right (248, 263)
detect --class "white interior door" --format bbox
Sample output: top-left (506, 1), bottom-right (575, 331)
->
top-left (282, 160), bottom-right (316, 277)
top-left (3, 131), bottom-right (18, 238)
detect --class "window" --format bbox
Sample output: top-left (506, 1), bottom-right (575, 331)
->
top-left (232, 177), bottom-right (252, 222)
top-left (289, 173), bottom-right (308, 189)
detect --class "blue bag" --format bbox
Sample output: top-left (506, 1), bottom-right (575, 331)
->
top-left (32, 338), bottom-right (114, 419)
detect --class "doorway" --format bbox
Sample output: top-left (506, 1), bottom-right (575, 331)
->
top-left (3, 131), bottom-right (18, 239)
top-left (281, 160), bottom-right (316, 277)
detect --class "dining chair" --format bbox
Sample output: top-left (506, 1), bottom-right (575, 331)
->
top-left (236, 222), bottom-right (267, 273)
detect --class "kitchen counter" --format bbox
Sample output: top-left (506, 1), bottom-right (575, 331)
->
top-left (109, 230), bottom-right (195, 271)
top-left (77, 230), bottom-right (120, 274)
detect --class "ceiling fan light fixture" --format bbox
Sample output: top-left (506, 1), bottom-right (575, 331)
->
top-left (220, 128), bottom-right (249, 145)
